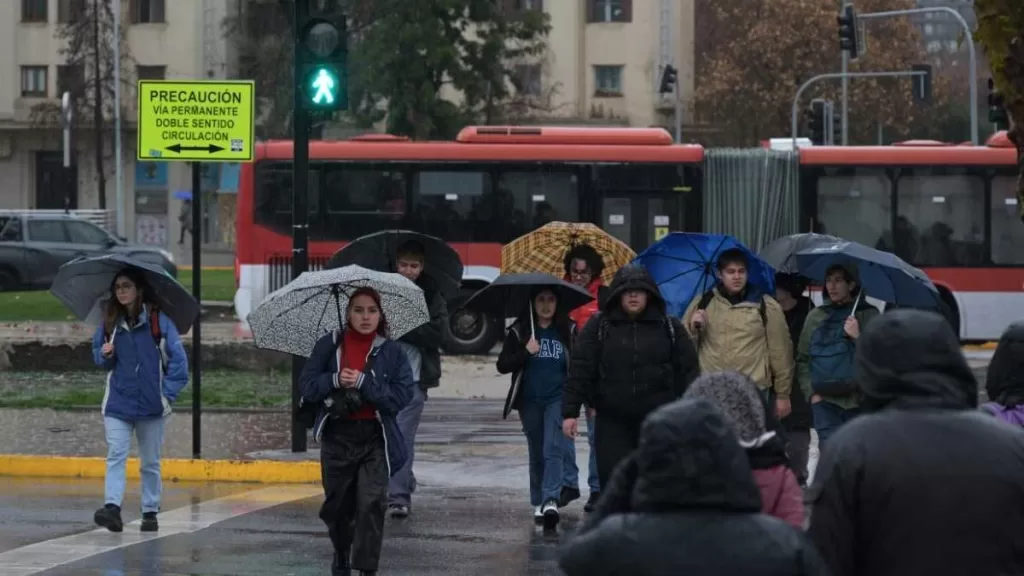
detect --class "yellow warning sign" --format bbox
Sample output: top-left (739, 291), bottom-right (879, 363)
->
top-left (137, 80), bottom-right (255, 163)
top-left (654, 226), bottom-right (670, 240)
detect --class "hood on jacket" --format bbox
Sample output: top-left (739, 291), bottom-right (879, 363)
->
top-left (986, 321), bottom-right (1024, 407)
top-left (855, 309), bottom-right (977, 412)
top-left (630, 398), bottom-right (763, 513)
top-left (602, 264), bottom-right (665, 313)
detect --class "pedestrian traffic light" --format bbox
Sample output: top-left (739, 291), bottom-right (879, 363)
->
top-left (988, 78), bottom-right (1009, 130)
top-left (298, 16), bottom-right (348, 111)
top-left (658, 65), bottom-right (678, 94)
top-left (832, 104), bottom-right (841, 145)
top-left (837, 5), bottom-right (859, 59)
top-left (806, 99), bottom-right (827, 145)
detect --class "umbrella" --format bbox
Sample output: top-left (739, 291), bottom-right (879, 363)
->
top-left (794, 241), bottom-right (940, 309)
top-left (49, 254), bottom-right (198, 334)
top-left (632, 232), bottom-right (776, 317)
top-left (248, 265), bottom-right (430, 357)
top-left (501, 222), bottom-right (636, 285)
top-left (759, 233), bottom-right (843, 274)
top-left (325, 230), bottom-right (464, 298)
top-left (462, 273), bottom-right (594, 321)
top-left (174, 190), bottom-right (192, 201)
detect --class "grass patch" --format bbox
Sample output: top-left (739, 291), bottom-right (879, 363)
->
top-left (0, 269), bottom-right (236, 322)
top-left (0, 370), bottom-right (290, 409)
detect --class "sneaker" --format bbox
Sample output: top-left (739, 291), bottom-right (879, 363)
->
top-left (584, 492), bottom-right (600, 513)
top-left (140, 512), bottom-right (158, 532)
top-left (94, 504), bottom-right (123, 533)
top-left (388, 504), bottom-right (409, 519)
top-left (533, 505), bottom-right (543, 525)
top-left (541, 499), bottom-right (559, 529)
top-left (558, 486), bottom-right (581, 508)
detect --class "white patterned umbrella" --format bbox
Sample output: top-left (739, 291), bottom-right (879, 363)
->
top-left (248, 265), bottom-right (429, 357)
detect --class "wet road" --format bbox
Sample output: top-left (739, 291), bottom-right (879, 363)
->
top-left (0, 478), bottom-right (578, 575)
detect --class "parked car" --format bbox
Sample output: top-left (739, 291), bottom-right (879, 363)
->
top-left (0, 212), bottom-right (177, 292)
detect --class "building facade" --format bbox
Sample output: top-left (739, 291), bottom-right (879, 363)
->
top-left (0, 0), bottom-right (237, 261)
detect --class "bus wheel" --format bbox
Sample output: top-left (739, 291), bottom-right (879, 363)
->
top-left (443, 288), bottom-right (501, 355)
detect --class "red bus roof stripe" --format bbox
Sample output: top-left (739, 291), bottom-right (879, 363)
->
top-left (800, 145), bottom-right (1016, 166)
top-left (455, 125), bottom-right (676, 146)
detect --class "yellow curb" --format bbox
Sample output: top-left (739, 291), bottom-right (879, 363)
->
top-left (0, 455), bottom-right (319, 484)
top-left (963, 342), bottom-right (998, 350)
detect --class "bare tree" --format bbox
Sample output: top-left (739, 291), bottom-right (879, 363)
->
top-left (31, 0), bottom-right (134, 210)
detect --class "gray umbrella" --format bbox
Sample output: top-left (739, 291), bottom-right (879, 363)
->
top-left (759, 233), bottom-right (843, 274)
top-left (248, 265), bottom-right (430, 357)
top-left (49, 254), bottom-right (198, 334)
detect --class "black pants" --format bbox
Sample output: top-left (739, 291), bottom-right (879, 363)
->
top-left (594, 414), bottom-right (642, 489)
top-left (319, 419), bottom-right (389, 572)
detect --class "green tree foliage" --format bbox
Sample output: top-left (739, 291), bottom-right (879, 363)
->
top-left (974, 0), bottom-right (1024, 221)
top-left (225, 0), bottom-right (550, 140)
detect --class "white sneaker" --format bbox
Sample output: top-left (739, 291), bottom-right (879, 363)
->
top-left (533, 505), bottom-right (543, 524)
top-left (541, 499), bottom-right (559, 529)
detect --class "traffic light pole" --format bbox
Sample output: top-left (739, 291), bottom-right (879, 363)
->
top-left (291, 0), bottom-right (310, 453)
top-left (792, 70), bottom-right (930, 149)
top-left (858, 7), bottom-right (978, 145)
top-left (840, 0), bottom-right (850, 145)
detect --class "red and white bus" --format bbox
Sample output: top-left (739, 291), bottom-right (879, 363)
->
top-left (799, 132), bottom-right (1024, 341)
top-left (234, 126), bottom-right (705, 354)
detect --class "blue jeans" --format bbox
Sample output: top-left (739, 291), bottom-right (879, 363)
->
top-left (519, 399), bottom-right (565, 506)
top-left (561, 410), bottom-right (600, 493)
top-left (812, 401), bottom-right (860, 450)
top-left (104, 416), bottom-right (166, 513)
top-left (388, 386), bottom-right (426, 507)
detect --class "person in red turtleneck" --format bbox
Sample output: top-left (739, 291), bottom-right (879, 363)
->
top-left (561, 244), bottom-right (610, 513)
top-left (299, 287), bottom-right (415, 576)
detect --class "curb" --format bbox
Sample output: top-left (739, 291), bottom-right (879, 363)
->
top-left (0, 455), bottom-right (320, 484)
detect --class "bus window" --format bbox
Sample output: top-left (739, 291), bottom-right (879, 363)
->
top-left (897, 171), bottom-right (985, 267)
top-left (412, 170), bottom-right (506, 242)
top-left (816, 169), bottom-right (892, 254)
top-left (322, 166), bottom-right (407, 239)
top-left (254, 162), bottom-right (319, 235)
top-left (497, 171), bottom-right (579, 230)
top-left (991, 175), bottom-right (1024, 265)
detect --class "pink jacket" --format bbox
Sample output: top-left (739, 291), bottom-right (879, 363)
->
top-left (751, 465), bottom-right (804, 528)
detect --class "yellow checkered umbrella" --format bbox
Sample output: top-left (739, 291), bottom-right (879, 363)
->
top-left (501, 222), bottom-right (636, 285)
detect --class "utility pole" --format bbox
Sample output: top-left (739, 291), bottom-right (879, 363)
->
top-left (112, 0), bottom-right (123, 237)
top-left (92, 0), bottom-right (106, 210)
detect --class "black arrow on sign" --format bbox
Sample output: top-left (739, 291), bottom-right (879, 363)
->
top-left (165, 143), bottom-right (225, 154)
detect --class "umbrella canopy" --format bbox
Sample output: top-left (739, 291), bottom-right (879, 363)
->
top-left (501, 221), bottom-right (636, 285)
top-left (633, 232), bottom-right (776, 317)
top-left (462, 273), bottom-right (594, 320)
top-left (49, 254), bottom-right (198, 334)
top-left (248, 265), bottom-right (430, 357)
top-left (759, 233), bottom-right (843, 275)
top-left (326, 230), bottom-right (464, 299)
top-left (795, 241), bottom-right (940, 309)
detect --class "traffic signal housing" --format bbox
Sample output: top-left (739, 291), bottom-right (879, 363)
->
top-left (988, 78), bottom-right (1008, 130)
top-left (658, 65), bottom-right (678, 94)
top-left (298, 16), bottom-right (348, 112)
top-left (837, 5), bottom-right (859, 60)
top-left (807, 99), bottom-right (827, 145)
top-left (831, 103), bottom-right (841, 145)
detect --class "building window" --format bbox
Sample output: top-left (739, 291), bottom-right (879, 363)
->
top-left (58, 0), bottom-right (85, 23)
top-left (513, 64), bottom-right (542, 97)
top-left (21, 0), bottom-right (47, 22)
top-left (136, 65), bottom-right (166, 80)
top-left (130, 0), bottom-right (165, 24)
top-left (594, 65), bottom-right (623, 97)
top-left (588, 0), bottom-right (631, 23)
top-left (21, 66), bottom-right (48, 98)
top-left (57, 65), bottom-right (85, 97)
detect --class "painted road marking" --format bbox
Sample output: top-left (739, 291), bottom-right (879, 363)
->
top-left (0, 485), bottom-right (319, 575)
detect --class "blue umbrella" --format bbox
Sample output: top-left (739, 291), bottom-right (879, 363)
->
top-left (632, 232), bottom-right (776, 317)
top-left (794, 241), bottom-right (940, 309)
top-left (174, 190), bottom-right (192, 201)
top-left (50, 254), bottom-right (199, 333)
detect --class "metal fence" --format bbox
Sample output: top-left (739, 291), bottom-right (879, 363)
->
top-left (266, 256), bottom-right (331, 292)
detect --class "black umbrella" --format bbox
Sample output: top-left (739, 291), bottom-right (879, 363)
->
top-left (326, 230), bottom-right (464, 298)
top-left (462, 273), bottom-right (594, 321)
top-left (50, 254), bottom-right (198, 334)
top-left (759, 233), bottom-right (844, 274)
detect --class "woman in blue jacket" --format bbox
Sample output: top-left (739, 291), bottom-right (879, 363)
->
top-left (299, 286), bottom-right (415, 576)
top-left (497, 287), bottom-right (574, 530)
top-left (91, 268), bottom-right (188, 533)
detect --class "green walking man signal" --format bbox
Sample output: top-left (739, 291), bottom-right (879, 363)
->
top-left (298, 15), bottom-right (348, 112)
top-left (311, 68), bottom-right (337, 105)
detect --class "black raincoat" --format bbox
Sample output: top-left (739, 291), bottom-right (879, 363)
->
top-left (985, 320), bottom-right (1024, 408)
top-left (559, 398), bottom-right (828, 576)
top-left (808, 309), bottom-right (1024, 576)
top-left (562, 264), bottom-right (700, 487)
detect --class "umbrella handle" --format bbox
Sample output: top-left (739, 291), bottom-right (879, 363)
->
top-left (849, 291), bottom-right (863, 318)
